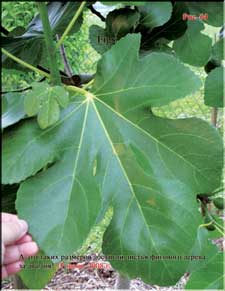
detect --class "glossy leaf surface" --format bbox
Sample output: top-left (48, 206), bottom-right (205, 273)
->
top-left (173, 21), bottom-right (212, 67)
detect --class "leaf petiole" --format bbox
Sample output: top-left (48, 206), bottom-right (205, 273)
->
top-left (37, 2), bottom-right (61, 85)
top-left (56, 2), bottom-right (86, 48)
top-left (66, 85), bottom-right (94, 100)
top-left (1, 48), bottom-right (50, 78)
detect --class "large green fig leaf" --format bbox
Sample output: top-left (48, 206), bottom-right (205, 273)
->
top-left (204, 66), bottom-right (224, 108)
top-left (2, 34), bottom-right (223, 286)
top-left (138, 2), bottom-right (172, 28)
top-left (92, 34), bottom-right (201, 112)
top-left (173, 21), bottom-right (212, 67)
top-left (187, 2), bottom-right (224, 27)
top-left (2, 2), bottom-right (84, 71)
top-left (2, 92), bottom-right (26, 129)
top-left (12, 98), bottom-right (223, 285)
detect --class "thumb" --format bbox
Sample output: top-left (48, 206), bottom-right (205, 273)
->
top-left (2, 219), bottom-right (28, 246)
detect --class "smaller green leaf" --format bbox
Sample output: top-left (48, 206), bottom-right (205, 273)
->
top-left (138, 2), bottom-right (172, 28)
top-left (51, 86), bottom-right (69, 108)
top-left (24, 92), bottom-right (41, 117)
top-left (139, 2), bottom-right (188, 51)
top-left (2, 92), bottom-right (26, 128)
top-left (212, 38), bottom-right (224, 61)
top-left (19, 250), bottom-right (58, 289)
top-left (24, 83), bottom-right (70, 129)
top-left (204, 66), bottom-right (224, 108)
top-left (37, 97), bottom-right (60, 129)
top-left (173, 21), bottom-right (212, 66)
top-left (187, 2), bottom-right (224, 27)
top-left (89, 25), bottom-right (112, 54)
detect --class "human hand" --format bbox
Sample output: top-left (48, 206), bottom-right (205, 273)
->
top-left (1, 213), bottom-right (39, 278)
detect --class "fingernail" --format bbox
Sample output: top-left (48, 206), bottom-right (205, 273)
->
top-left (18, 219), bottom-right (28, 232)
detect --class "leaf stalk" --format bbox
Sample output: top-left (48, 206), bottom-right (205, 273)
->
top-left (56, 2), bottom-right (86, 48)
top-left (1, 48), bottom-right (50, 78)
top-left (37, 2), bottom-right (61, 85)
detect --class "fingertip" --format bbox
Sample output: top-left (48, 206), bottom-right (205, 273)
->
top-left (28, 242), bottom-right (39, 255)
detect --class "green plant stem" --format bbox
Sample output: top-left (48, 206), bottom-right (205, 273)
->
top-left (37, 3), bottom-right (61, 85)
top-left (56, 2), bottom-right (86, 48)
top-left (1, 48), bottom-right (50, 78)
